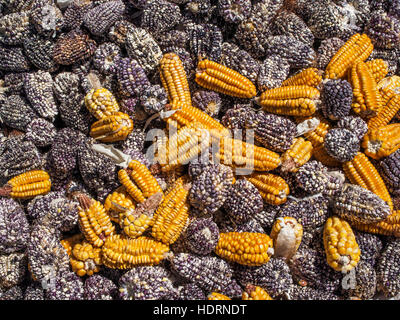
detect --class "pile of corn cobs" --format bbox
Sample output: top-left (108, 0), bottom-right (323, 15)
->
top-left (1, 0), bottom-right (400, 301)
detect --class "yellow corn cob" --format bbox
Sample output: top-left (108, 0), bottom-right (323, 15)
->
top-left (159, 52), bottom-right (192, 106)
top-left (156, 122), bottom-right (212, 172)
top-left (280, 138), bottom-right (313, 172)
top-left (257, 85), bottom-right (319, 116)
top-left (70, 241), bottom-right (102, 277)
top-left (312, 144), bottom-right (341, 167)
top-left (367, 95), bottom-right (400, 130)
top-left (242, 285), bottom-right (273, 300)
top-left (196, 59), bottom-right (257, 98)
top-left (119, 192), bottom-right (163, 239)
top-left (214, 232), bottom-right (274, 266)
top-left (208, 292), bottom-right (232, 300)
top-left (104, 186), bottom-right (135, 223)
top-left (118, 160), bottom-right (163, 203)
top-left (101, 234), bottom-right (169, 269)
top-left (246, 173), bottom-right (289, 205)
top-left (0, 170), bottom-right (51, 199)
top-left (270, 217), bottom-right (303, 260)
top-left (378, 75), bottom-right (400, 103)
top-left (151, 181), bottom-right (191, 245)
top-left (343, 152), bottom-right (392, 210)
top-left (282, 68), bottom-right (322, 88)
top-left (325, 33), bottom-right (373, 79)
top-left (362, 123), bottom-right (400, 159)
top-left (60, 234), bottom-right (84, 256)
top-left (164, 100), bottom-right (231, 139)
top-left (76, 193), bottom-right (115, 248)
top-left (350, 61), bottom-right (383, 118)
top-left (85, 88), bottom-right (120, 120)
top-left (365, 59), bottom-right (389, 83)
top-left (349, 210), bottom-right (400, 237)
top-left (90, 112), bottom-right (133, 142)
top-left (217, 137), bottom-right (281, 172)
top-left (323, 216), bottom-right (360, 272)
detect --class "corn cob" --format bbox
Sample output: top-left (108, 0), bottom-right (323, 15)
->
top-left (323, 216), bottom-right (361, 272)
top-left (90, 112), bottom-right (134, 142)
top-left (159, 52), bottom-right (192, 106)
top-left (118, 192), bottom-right (163, 239)
top-left (151, 180), bottom-right (191, 245)
top-left (378, 75), bottom-right (400, 103)
top-left (270, 217), bottom-right (303, 260)
top-left (349, 210), bottom-right (400, 237)
top-left (84, 72), bottom-right (119, 119)
top-left (0, 170), bottom-right (51, 199)
top-left (104, 186), bottom-right (135, 223)
top-left (280, 138), bottom-right (313, 173)
top-left (156, 122), bottom-right (211, 172)
top-left (101, 234), bottom-right (169, 269)
top-left (242, 284), bottom-right (273, 300)
top-left (313, 144), bottom-right (342, 167)
top-left (75, 193), bottom-right (115, 248)
top-left (362, 124), bottom-right (400, 159)
top-left (60, 234), bottom-right (84, 256)
top-left (246, 173), bottom-right (289, 205)
top-left (350, 61), bottom-right (383, 118)
top-left (208, 292), bottom-right (231, 300)
top-left (214, 232), bottom-right (274, 266)
top-left (195, 59), bottom-right (257, 98)
top-left (217, 137), bottom-right (281, 172)
top-left (70, 241), bottom-right (102, 277)
top-left (118, 160), bottom-right (163, 203)
top-left (324, 33), bottom-right (373, 80)
top-left (343, 152), bottom-right (392, 209)
top-left (281, 68), bottom-right (322, 88)
top-left (367, 94), bottom-right (400, 130)
top-left (365, 59), bottom-right (389, 83)
top-left (257, 85), bottom-right (319, 117)
top-left (164, 100), bottom-right (230, 139)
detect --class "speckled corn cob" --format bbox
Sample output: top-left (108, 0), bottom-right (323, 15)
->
top-left (332, 184), bottom-right (391, 225)
top-left (323, 216), bottom-right (361, 272)
top-left (159, 52), bottom-right (192, 106)
top-left (217, 137), bottom-right (281, 172)
top-left (350, 210), bottom-right (400, 237)
top-left (208, 292), bottom-right (231, 300)
top-left (270, 217), bottom-right (303, 260)
top-left (104, 186), bottom-right (135, 223)
top-left (118, 160), bottom-right (163, 203)
top-left (367, 94), bottom-right (400, 130)
top-left (324, 33), bottom-right (373, 80)
top-left (119, 192), bottom-right (163, 239)
top-left (85, 84), bottom-right (120, 120)
top-left (350, 61), bottom-right (383, 118)
top-left (242, 284), bottom-right (273, 300)
top-left (101, 234), bottom-right (169, 269)
top-left (90, 112), bottom-right (133, 143)
top-left (164, 100), bottom-right (231, 138)
top-left (281, 68), bottom-right (322, 88)
top-left (156, 123), bottom-right (211, 172)
top-left (70, 242), bottom-right (102, 277)
top-left (280, 138), bottom-right (313, 173)
top-left (214, 232), bottom-right (274, 266)
top-left (0, 170), bottom-right (51, 199)
top-left (343, 152), bottom-right (393, 210)
top-left (313, 144), bottom-right (342, 167)
top-left (362, 124), bottom-right (400, 159)
top-left (195, 59), bottom-right (257, 98)
top-left (257, 85), bottom-right (319, 117)
top-left (75, 193), bottom-right (115, 248)
top-left (151, 180), bottom-right (191, 245)
top-left (246, 173), bottom-right (289, 205)
top-left (365, 59), bottom-right (389, 83)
